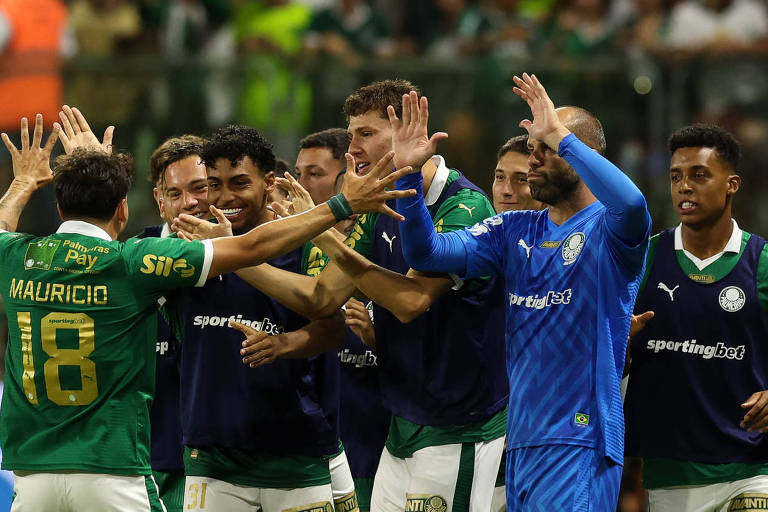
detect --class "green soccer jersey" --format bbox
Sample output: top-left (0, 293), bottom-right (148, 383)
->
top-left (0, 221), bottom-right (211, 475)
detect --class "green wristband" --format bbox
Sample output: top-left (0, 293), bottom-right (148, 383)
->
top-left (327, 193), bottom-right (354, 221)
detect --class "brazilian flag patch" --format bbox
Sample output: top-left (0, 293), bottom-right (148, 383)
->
top-left (24, 239), bottom-right (61, 271)
top-left (574, 413), bottom-right (590, 427)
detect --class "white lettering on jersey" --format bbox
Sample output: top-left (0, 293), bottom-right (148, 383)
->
top-left (518, 239), bottom-right (533, 259)
top-left (657, 282), bottom-right (679, 301)
top-left (467, 215), bottom-right (503, 237)
top-left (508, 289), bottom-right (572, 310)
top-left (156, 341), bottom-right (169, 355)
top-left (646, 338), bottom-right (745, 360)
top-left (381, 231), bottom-right (396, 253)
top-left (338, 349), bottom-right (377, 368)
top-left (192, 314), bottom-right (284, 335)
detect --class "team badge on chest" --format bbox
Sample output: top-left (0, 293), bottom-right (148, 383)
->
top-left (719, 285), bottom-right (746, 312)
top-left (562, 232), bottom-right (586, 266)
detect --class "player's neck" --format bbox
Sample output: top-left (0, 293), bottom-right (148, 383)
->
top-left (62, 217), bottom-right (119, 240)
top-left (547, 185), bottom-right (597, 226)
top-left (680, 213), bottom-right (734, 260)
top-left (420, 158), bottom-right (438, 195)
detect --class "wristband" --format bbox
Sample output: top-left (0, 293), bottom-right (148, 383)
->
top-left (327, 193), bottom-right (353, 221)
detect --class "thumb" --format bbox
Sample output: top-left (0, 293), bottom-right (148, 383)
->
top-left (742, 392), bottom-right (761, 408)
top-left (518, 119), bottom-right (533, 132)
top-left (209, 205), bottom-right (229, 225)
top-left (229, 320), bottom-right (255, 335)
top-left (103, 126), bottom-right (115, 151)
top-left (637, 311), bottom-right (655, 325)
top-left (429, 132), bottom-right (449, 147)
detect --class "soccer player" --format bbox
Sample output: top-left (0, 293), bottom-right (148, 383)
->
top-left (295, 128), bottom-right (349, 207)
top-left (492, 134), bottom-right (543, 214)
top-left (393, 73), bottom-right (651, 510)
top-left (0, 112), bottom-right (416, 512)
top-left (140, 135), bottom-right (209, 512)
top-left (220, 80), bottom-right (509, 512)
top-left (176, 125), bottom-right (349, 512)
top-left (624, 124), bottom-right (768, 511)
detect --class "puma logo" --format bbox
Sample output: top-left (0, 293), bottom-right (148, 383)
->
top-left (518, 239), bottom-right (533, 258)
top-left (381, 231), bottom-right (396, 253)
top-left (657, 282), bottom-right (679, 301)
top-left (458, 203), bottom-right (476, 217)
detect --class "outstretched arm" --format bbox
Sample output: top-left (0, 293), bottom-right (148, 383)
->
top-left (512, 73), bottom-right (650, 245)
top-left (0, 115), bottom-right (60, 231)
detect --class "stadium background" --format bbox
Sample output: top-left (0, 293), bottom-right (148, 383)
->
top-left (0, 0), bottom-right (766, 510)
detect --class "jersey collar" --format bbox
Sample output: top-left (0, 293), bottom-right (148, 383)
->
top-left (160, 222), bottom-right (171, 238)
top-left (674, 219), bottom-right (741, 271)
top-left (56, 220), bottom-right (112, 241)
top-left (424, 155), bottom-right (450, 207)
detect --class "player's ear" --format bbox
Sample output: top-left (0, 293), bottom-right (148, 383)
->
top-left (116, 198), bottom-right (129, 223)
top-left (727, 174), bottom-right (741, 196)
top-left (56, 204), bottom-right (64, 221)
top-left (263, 171), bottom-right (276, 195)
top-left (153, 187), bottom-right (164, 214)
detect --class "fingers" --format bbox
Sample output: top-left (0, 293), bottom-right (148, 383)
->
top-left (409, 90), bottom-right (419, 128)
top-left (58, 109), bottom-right (76, 139)
top-left (1, 132), bottom-right (19, 158)
top-left (230, 320), bottom-right (256, 336)
top-left (209, 205), bottom-right (229, 226)
top-left (71, 107), bottom-right (91, 133)
top-left (177, 230), bottom-right (192, 242)
top-left (741, 392), bottom-right (768, 431)
top-left (428, 132), bottom-right (449, 146)
top-left (386, 104), bottom-right (401, 131)
top-left (20, 117), bottom-right (29, 151)
top-left (32, 114), bottom-right (43, 148)
top-left (742, 392), bottom-right (761, 409)
top-left (378, 203), bottom-right (405, 222)
top-left (54, 123), bottom-right (70, 152)
top-left (378, 165), bottom-right (414, 188)
top-left (103, 126), bottom-right (114, 151)
top-left (401, 93), bottom-right (411, 128)
top-left (43, 124), bottom-right (60, 154)
top-left (518, 119), bottom-right (533, 133)
top-left (370, 151), bottom-right (395, 180)
top-left (270, 201), bottom-right (291, 217)
top-left (344, 153), bottom-right (356, 175)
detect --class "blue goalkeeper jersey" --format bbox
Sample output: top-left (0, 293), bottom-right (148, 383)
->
top-left (455, 202), bottom-right (647, 463)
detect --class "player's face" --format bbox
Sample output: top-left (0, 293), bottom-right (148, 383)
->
top-left (295, 146), bottom-right (343, 204)
top-left (347, 111), bottom-right (393, 176)
top-left (492, 151), bottom-right (543, 213)
top-left (155, 155), bottom-right (209, 225)
top-left (526, 138), bottom-right (580, 205)
top-left (207, 156), bottom-right (275, 235)
top-left (669, 146), bottom-right (740, 230)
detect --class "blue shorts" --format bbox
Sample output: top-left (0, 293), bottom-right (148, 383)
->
top-left (506, 445), bottom-right (621, 511)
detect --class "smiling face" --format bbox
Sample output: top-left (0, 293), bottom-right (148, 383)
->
top-left (669, 146), bottom-right (740, 230)
top-left (295, 146), bottom-right (344, 204)
top-left (206, 156), bottom-right (275, 235)
top-left (347, 111), bottom-right (393, 176)
top-left (492, 151), bottom-right (543, 213)
top-left (154, 155), bottom-right (209, 225)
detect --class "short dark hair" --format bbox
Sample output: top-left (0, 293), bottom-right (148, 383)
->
top-left (54, 149), bottom-right (135, 221)
top-left (275, 157), bottom-right (291, 176)
top-left (202, 125), bottom-right (276, 175)
top-left (561, 106), bottom-right (607, 155)
top-left (344, 79), bottom-right (420, 120)
top-left (299, 128), bottom-right (351, 161)
top-left (149, 135), bottom-right (205, 185)
top-left (668, 124), bottom-right (741, 171)
top-left (497, 135), bottom-right (529, 161)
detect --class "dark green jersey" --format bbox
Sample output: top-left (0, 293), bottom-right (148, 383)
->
top-left (0, 221), bottom-right (211, 475)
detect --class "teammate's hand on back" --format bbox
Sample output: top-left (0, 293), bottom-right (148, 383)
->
top-left (55, 105), bottom-right (114, 155)
top-left (172, 205), bottom-right (233, 240)
top-left (387, 90), bottom-right (448, 171)
top-left (340, 150), bottom-right (417, 221)
top-left (740, 390), bottom-right (768, 433)
top-left (232, 321), bottom-right (279, 368)
top-left (275, 172), bottom-right (315, 214)
top-left (1, 114), bottom-right (60, 189)
top-left (344, 299), bottom-right (375, 349)
top-left (512, 73), bottom-right (571, 152)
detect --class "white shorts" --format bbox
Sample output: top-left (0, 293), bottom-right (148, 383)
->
top-left (11, 472), bottom-right (166, 512)
top-left (330, 449), bottom-right (359, 512)
top-left (371, 437), bottom-right (504, 512)
top-left (490, 485), bottom-right (506, 512)
top-left (183, 476), bottom-right (333, 512)
top-left (649, 474), bottom-right (768, 512)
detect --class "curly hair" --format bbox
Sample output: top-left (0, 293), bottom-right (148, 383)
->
top-left (53, 149), bottom-right (135, 220)
top-left (343, 79), bottom-right (420, 120)
top-left (201, 125), bottom-right (276, 174)
top-left (299, 128), bottom-right (351, 161)
top-left (149, 135), bottom-right (205, 185)
top-left (497, 135), bottom-right (530, 161)
top-left (668, 124), bottom-right (741, 171)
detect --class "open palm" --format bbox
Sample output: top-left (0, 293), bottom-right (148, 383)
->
top-left (387, 91), bottom-right (448, 171)
top-left (512, 73), bottom-right (569, 149)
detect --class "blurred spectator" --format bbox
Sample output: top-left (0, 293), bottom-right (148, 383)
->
top-left (304, 0), bottom-right (394, 65)
top-left (479, 0), bottom-right (534, 58)
top-left (618, 0), bottom-right (672, 52)
top-left (665, 0), bottom-right (768, 51)
top-left (425, 0), bottom-right (494, 57)
top-left (0, 0), bottom-right (71, 132)
top-left (537, 0), bottom-right (618, 58)
top-left (68, 0), bottom-right (142, 56)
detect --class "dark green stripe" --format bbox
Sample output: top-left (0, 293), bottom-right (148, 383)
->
top-left (452, 442), bottom-right (475, 512)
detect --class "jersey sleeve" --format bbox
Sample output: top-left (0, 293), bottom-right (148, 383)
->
top-left (301, 241), bottom-right (330, 277)
top-left (453, 212), bottom-right (509, 279)
top-left (432, 188), bottom-right (497, 234)
top-left (122, 236), bottom-right (213, 290)
top-left (344, 213), bottom-right (376, 258)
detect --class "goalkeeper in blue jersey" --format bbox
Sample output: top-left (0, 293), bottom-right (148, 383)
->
top-left (393, 73), bottom-right (652, 510)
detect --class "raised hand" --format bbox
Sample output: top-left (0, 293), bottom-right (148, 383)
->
top-left (232, 321), bottom-right (279, 368)
top-left (275, 172), bottom-right (315, 214)
top-left (172, 205), bottom-right (232, 240)
top-left (340, 150), bottom-right (417, 220)
top-left (344, 298), bottom-right (375, 349)
top-left (1, 114), bottom-right (60, 189)
top-left (512, 73), bottom-right (571, 151)
top-left (56, 105), bottom-right (114, 155)
top-left (387, 90), bottom-right (448, 171)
